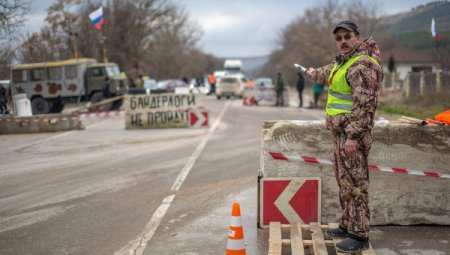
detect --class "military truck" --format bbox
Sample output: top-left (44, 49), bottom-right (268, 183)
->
top-left (11, 58), bottom-right (127, 114)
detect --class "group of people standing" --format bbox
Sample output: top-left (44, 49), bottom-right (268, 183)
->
top-left (274, 72), bottom-right (324, 108)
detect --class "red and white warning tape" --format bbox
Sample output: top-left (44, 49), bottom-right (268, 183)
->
top-left (264, 151), bottom-right (450, 179)
top-left (78, 110), bottom-right (124, 120)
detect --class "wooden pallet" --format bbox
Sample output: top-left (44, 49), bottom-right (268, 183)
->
top-left (268, 222), bottom-right (376, 255)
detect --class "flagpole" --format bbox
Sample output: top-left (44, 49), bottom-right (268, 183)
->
top-left (89, 6), bottom-right (107, 63)
top-left (100, 31), bottom-right (108, 63)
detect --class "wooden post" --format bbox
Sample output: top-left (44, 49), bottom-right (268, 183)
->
top-left (392, 72), bottom-right (396, 89)
top-left (436, 70), bottom-right (442, 93)
top-left (405, 73), bottom-right (411, 98)
top-left (419, 71), bottom-right (425, 96)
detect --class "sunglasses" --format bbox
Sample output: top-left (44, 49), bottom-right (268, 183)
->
top-left (335, 34), bottom-right (354, 42)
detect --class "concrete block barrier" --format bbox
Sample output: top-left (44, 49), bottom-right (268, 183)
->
top-left (0, 114), bottom-right (84, 134)
top-left (260, 120), bottom-right (450, 225)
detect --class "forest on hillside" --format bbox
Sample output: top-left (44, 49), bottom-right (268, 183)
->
top-left (257, 0), bottom-right (450, 87)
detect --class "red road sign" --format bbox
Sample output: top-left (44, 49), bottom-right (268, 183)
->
top-left (189, 109), bottom-right (208, 127)
top-left (242, 96), bottom-right (256, 106)
top-left (259, 177), bottom-right (321, 227)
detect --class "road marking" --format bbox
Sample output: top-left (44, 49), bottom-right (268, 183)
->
top-left (171, 101), bottom-right (230, 192)
top-left (14, 122), bottom-right (103, 151)
top-left (114, 195), bottom-right (175, 255)
top-left (119, 101), bottom-right (231, 255)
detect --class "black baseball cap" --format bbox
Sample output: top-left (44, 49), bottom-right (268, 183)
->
top-left (333, 21), bottom-right (359, 35)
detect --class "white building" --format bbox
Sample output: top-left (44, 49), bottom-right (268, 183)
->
top-left (381, 47), bottom-right (440, 80)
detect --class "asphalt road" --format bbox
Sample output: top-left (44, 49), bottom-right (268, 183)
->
top-left (1, 96), bottom-right (449, 255)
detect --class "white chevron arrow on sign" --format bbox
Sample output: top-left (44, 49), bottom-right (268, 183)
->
top-left (190, 109), bottom-right (208, 127)
top-left (273, 179), bottom-right (306, 224)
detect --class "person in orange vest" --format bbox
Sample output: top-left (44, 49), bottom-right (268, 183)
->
top-left (208, 74), bottom-right (216, 95)
top-left (246, 78), bottom-right (255, 87)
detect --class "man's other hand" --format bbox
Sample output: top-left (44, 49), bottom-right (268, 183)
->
top-left (306, 68), bottom-right (315, 78)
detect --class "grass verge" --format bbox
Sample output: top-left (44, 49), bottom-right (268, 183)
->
top-left (378, 102), bottom-right (446, 119)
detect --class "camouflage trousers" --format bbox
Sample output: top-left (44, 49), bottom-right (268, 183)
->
top-left (331, 130), bottom-right (371, 239)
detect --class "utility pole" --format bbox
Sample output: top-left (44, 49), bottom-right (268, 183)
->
top-left (70, 31), bottom-right (78, 59)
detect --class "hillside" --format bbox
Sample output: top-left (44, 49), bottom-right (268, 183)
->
top-left (380, 1), bottom-right (450, 52)
top-left (386, 1), bottom-right (450, 35)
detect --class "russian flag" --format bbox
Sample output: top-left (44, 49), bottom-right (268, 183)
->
top-left (89, 6), bottom-right (104, 30)
top-left (431, 18), bottom-right (441, 42)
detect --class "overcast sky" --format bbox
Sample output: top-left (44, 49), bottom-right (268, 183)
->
top-left (24, 0), bottom-right (434, 58)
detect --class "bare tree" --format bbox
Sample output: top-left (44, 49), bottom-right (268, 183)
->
top-left (17, 0), bottom-right (220, 80)
top-left (257, 0), bottom-right (384, 87)
top-left (0, 0), bottom-right (29, 78)
top-left (19, 26), bottom-right (68, 62)
top-left (0, 0), bottom-right (29, 35)
top-left (46, 0), bottom-right (81, 59)
top-left (144, 6), bottom-right (203, 79)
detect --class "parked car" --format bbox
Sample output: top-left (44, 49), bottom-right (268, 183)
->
top-left (253, 77), bottom-right (289, 106)
top-left (216, 74), bottom-right (246, 99)
top-left (254, 77), bottom-right (274, 87)
top-left (156, 79), bottom-right (189, 93)
top-left (144, 79), bottom-right (158, 94)
top-left (189, 77), bottom-right (211, 94)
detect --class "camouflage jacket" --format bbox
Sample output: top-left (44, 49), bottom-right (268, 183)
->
top-left (310, 37), bottom-right (383, 140)
top-left (275, 75), bottom-right (285, 93)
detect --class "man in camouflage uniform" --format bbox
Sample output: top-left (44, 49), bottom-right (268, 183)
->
top-left (306, 21), bottom-right (383, 253)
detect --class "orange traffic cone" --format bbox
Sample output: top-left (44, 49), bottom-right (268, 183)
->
top-left (226, 202), bottom-right (246, 255)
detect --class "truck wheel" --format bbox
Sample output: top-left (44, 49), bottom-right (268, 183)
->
top-left (50, 100), bottom-right (64, 113)
top-left (31, 97), bottom-right (50, 115)
top-left (90, 92), bottom-right (112, 112)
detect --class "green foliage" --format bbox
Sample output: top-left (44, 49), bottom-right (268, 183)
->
top-left (395, 31), bottom-right (450, 52)
top-left (379, 92), bottom-right (450, 119)
top-left (389, 2), bottom-right (450, 35)
top-left (378, 102), bottom-right (445, 119)
top-left (385, 2), bottom-right (450, 53)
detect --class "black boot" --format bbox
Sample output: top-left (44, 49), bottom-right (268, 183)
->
top-left (336, 236), bottom-right (369, 253)
top-left (326, 226), bottom-right (348, 238)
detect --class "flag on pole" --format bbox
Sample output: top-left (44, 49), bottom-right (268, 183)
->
top-left (89, 6), bottom-right (104, 30)
top-left (431, 18), bottom-right (441, 42)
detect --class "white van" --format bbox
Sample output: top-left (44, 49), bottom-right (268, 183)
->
top-left (216, 74), bottom-right (246, 99)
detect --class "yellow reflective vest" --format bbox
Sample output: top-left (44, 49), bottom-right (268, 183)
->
top-left (326, 55), bottom-right (379, 116)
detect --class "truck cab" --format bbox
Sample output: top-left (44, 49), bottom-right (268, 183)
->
top-left (224, 60), bottom-right (243, 75)
top-left (85, 63), bottom-right (127, 110)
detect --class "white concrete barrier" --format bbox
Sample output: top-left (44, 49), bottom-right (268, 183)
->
top-left (260, 120), bottom-right (450, 225)
top-left (0, 114), bottom-right (83, 134)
